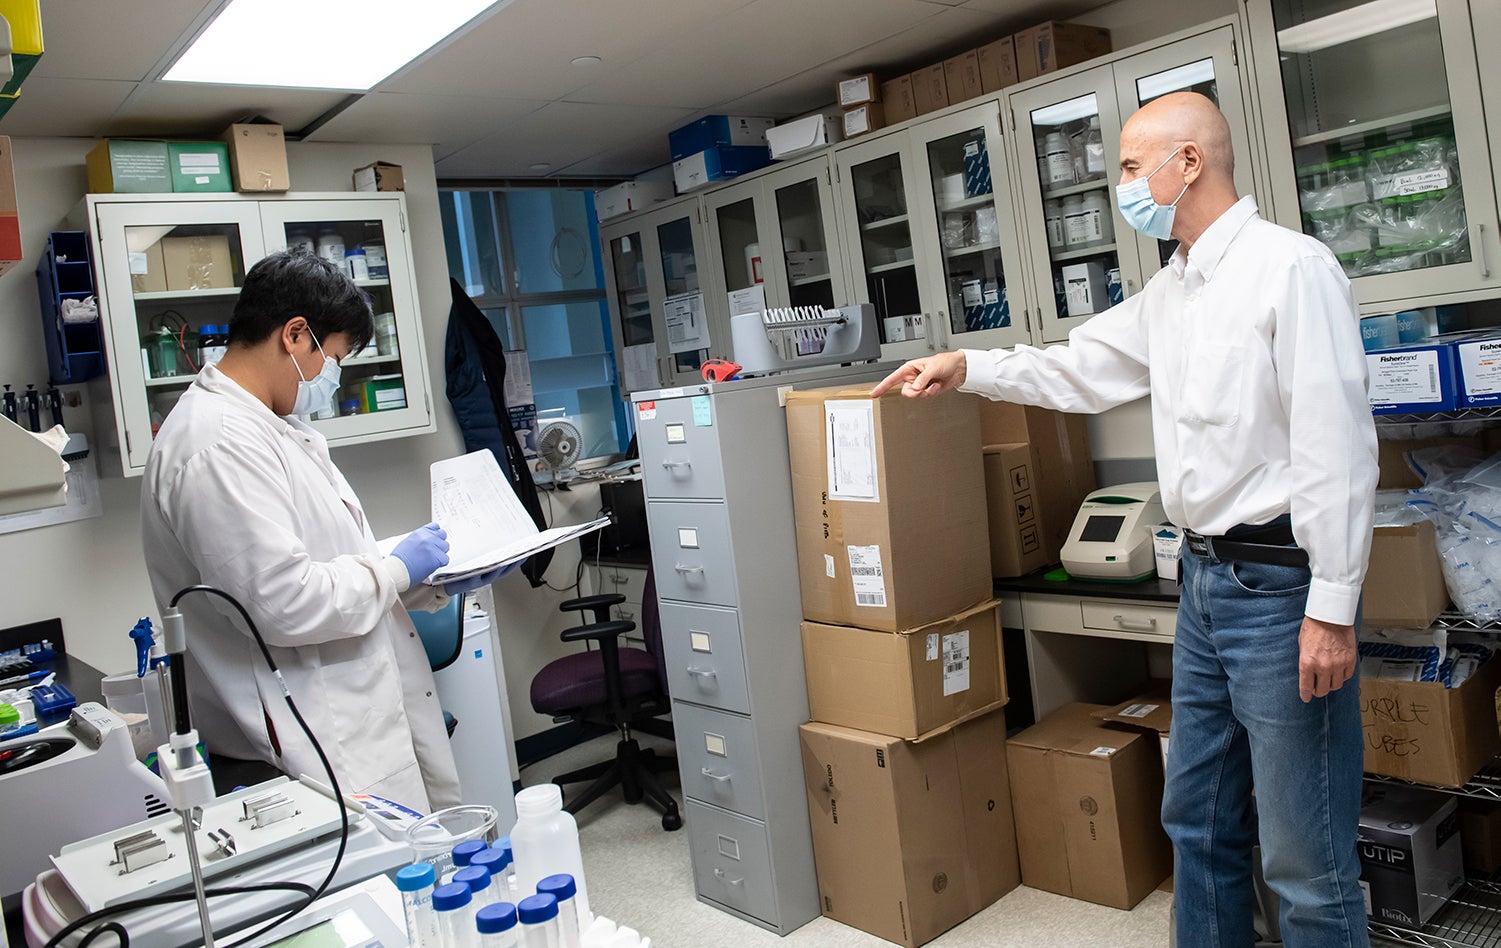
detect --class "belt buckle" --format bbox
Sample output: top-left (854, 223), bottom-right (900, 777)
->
top-left (1185, 531), bottom-right (1210, 557)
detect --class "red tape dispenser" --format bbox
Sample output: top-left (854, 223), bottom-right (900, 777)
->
top-left (701, 359), bottom-right (742, 383)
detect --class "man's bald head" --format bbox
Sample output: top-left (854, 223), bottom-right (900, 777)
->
top-left (1120, 91), bottom-right (1235, 184)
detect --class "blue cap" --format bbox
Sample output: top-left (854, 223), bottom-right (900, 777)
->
top-left (517, 893), bottom-right (558, 925)
top-left (537, 874), bottom-right (576, 901)
top-left (475, 902), bottom-right (519, 935)
top-left (472, 848), bottom-right (510, 874)
top-left (452, 839), bottom-right (487, 866)
top-left (453, 865), bottom-right (491, 894)
top-left (395, 863), bottom-right (435, 892)
top-left (431, 882), bottom-right (471, 913)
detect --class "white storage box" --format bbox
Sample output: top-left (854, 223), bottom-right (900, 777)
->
top-left (593, 180), bottom-right (673, 221)
top-left (766, 113), bottom-right (843, 160)
top-left (1061, 261), bottom-right (1109, 318)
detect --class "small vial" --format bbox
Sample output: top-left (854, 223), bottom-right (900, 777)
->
top-left (536, 875), bottom-right (581, 947)
top-left (496, 838), bottom-right (517, 898)
top-left (472, 848), bottom-right (511, 905)
top-left (517, 893), bottom-right (560, 948)
top-left (434, 882), bottom-right (478, 948)
top-left (446, 839), bottom-right (489, 884)
top-left (453, 865), bottom-right (493, 918)
top-left (476, 902), bottom-right (521, 948)
top-left (396, 863), bottom-right (440, 948)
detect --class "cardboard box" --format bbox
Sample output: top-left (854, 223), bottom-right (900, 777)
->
top-left (1007, 703), bottom-right (1173, 908)
top-left (1099, 683), bottom-right (1172, 767)
top-left (767, 113), bottom-right (842, 160)
top-left (942, 51), bottom-right (984, 106)
top-left (978, 36), bottom-right (1018, 93)
top-left (983, 444), bottom-right (1046, 578)
top-left (1459, 799), bottom-right (1501, 874)
top-left (160, 235), bottom-right (235, 292)
top-left (0, 0), bottom-right (43, 98)
top-left (1362, 522), bottom-right (1449, 629)
top-left (787, 386), bottom-right (991, 632)
top-left (975, 400), bottom-right (1096, 566)
top-left (802, 600), bottom-right (1006, 740)
top-left (1377, 434), bottom-right (1484, 489)
top-left (1358, 784), bottom-right (1463, 927)
top-left (881, 75), bottom-right (918, 124)
top-left (1361, 652), bottom-right (1501, 787)
top-left (1062, 260), bottom-right (1110, 317)
top-left (836, 73), bottom-right (881, 108)
top-left (593, 180), bottom-right (673, 221)
top-left (352, 161), bottom-right (404, 192)
top-left (0, 136), bottom-right (20, 277)
top-left (1451, 328), bottom-right (1501, 407)
top-left (222, 123), bottom-right (290, 192)
top-left (785, 250), bottom-right (829, 281)
top-left (1368, 341), bottom-right (1460, 414)
top-left (668, 115), bottom-right (774, 161)
top-left (842, 103), bottom-right (886, 139)
top-left (913, 63), bottom-right (950, 116)
top-left (801, 709), bottom-right (1021, 948)
top-left (86, 140), bottom-right (171, 194)
top-left (168, 141), bottom-right (232, 193)
top-left (672, 145), bottom-right (771, 194)
top-left (129, 241), bottom-right (167, 294)
top-left (1014, 21), bottom-right (1113, 81)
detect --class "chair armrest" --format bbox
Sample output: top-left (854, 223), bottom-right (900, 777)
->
top-left (561, 620), bottom-right (635, 643)
top-left (561, 593), bottom-right (626, 613)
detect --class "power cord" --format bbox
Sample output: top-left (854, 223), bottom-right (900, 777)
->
top-left (49, 584), bottom-right (350, 948)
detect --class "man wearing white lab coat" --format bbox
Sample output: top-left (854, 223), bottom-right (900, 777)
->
top-left (142, 250), bottom-right (492, 812)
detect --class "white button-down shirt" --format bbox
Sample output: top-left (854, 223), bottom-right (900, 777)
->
top-left (960, 196), bottom-right (1378, 625)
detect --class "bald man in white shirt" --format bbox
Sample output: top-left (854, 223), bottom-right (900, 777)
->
top-left (874, 92), bottom-right (1376, 948)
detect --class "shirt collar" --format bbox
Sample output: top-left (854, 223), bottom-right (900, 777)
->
top-left (1168, 195), bottom-right (1259, 282)
top-left (194, 362), bottom-right (310, 440)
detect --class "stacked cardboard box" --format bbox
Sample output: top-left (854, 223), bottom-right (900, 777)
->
top-left (787, 385), bottom-right (1018, 946)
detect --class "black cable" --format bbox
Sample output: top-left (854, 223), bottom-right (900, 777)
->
top-left (43, 882), bottom-right (316, 948)
top-left (75, 921), bottom-right (127, 947)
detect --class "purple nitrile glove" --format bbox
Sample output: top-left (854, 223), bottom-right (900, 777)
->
top-left (443, 561), bottom-right (519, 596)
top-left (391, 522), bottom-right (450, 585)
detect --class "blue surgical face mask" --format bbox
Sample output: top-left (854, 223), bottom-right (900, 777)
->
top-left (1115, 146), bottom-right (1189, 241)
top-left (291, 331), bottom-right (341, 419)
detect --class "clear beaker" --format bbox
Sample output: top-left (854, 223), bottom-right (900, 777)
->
top-left (406, 805), bottom-right (500, 881)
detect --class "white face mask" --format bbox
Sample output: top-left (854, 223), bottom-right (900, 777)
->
top-left (291, 330), bottom-right (341, 418)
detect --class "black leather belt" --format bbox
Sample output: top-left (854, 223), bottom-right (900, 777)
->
top-left (1183, 518), bottom-right (1309, 568)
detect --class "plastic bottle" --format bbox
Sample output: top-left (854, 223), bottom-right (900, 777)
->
top-left (454, 865), bottom-right (493, 911)
top-left (536, 875), bottom-right (582, 948)
top-left (1043, 199), bottom-right (1065, 249)
top-left (345, 247), bottom-right (370, 281)
top-left (200, 325), bottom-right (227, 366)
top-left (1081, 115), bottom-right (1106, 180)
top-left (1063, 194), bottom-right (1089, 248)
top-left (496, 838), bottom-right (518, 898)
top-left (397, 863), bottom-right (441, 948)
top-left (517, 894), bottom-right (560, 948)
top-left (509, 785), bottom-right (590, 921)
top-left (1080, 189), bottom-right (1113, 246)
top-left (472, 847), bottom-right (512, 905)
top-left (1044, 131), bottom-right (1074, 187)
top-left (476, 903), bottom-right (522, 948)
top-left (317, 225), bottom-right (346, 267)
top-left (744, 242), bottom-right (763, 286)
top-left (287, 227), bottom-right (316, 254)
top-left (434, 882), bottom-right (478, 948)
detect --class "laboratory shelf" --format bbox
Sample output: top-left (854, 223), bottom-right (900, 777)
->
top-left (944, 240), bottom-right (1003, 258)
top-left (342, 354), bottom-right (402, 368)
top-left (133, 287), bottom-right (241, 302)
top-left (862, 214), bottom-right (910, 232)
top-left (144, 375), bottom-right (194, 389)
top-left (1374, 407), bottom-right (1501, 425)
top-left (789, 272), bottom-right (832, 287)
top-left (1369, 875), bottom-right (1501, 948)
top-left (1050, 242), bottom-right (1118, 263)
top-left (1042, 178), bottom-right (1110, 201)
top-left (868, 259), bottom-right (917, 274)
top-left (938, 194), bottom-right (996, 213)
top-left (1292, 105), bottom-right (1453, 150)
top-left (352, 277), bottom-right (390, 289)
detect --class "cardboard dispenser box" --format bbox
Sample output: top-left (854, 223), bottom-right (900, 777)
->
top-left (787, 386), bottom-right (991, 633)
top-left (222, 123), bottom-right (290, 192)
top-left (1361, 522), bottom-right (1449, 629)
top-left (353, 161), bottom-right (404, 192)
top-left (1006, 703), bottom-right (1173, 909)
top-left (801, 709), bottom-right (1020, 948)
top-left (1014, 21), bottom-right (1112, 81)
top-left (161, 235), bottom-right (235, 291)
top-left (1358, 784), bottom-right (1464, 928)
top-left (1361, 652), bottom-right (1501, 787)
top-left (803, 600), bottom-right (1006, 741)
top-left (976, 399), bottom-right (1096, 567)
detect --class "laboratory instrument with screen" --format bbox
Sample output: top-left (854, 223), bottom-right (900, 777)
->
top-left (1060, 483), bottom-right (1165, 581)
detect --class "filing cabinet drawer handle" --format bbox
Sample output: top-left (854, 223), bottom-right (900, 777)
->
top-left (713, 868), bottom-right (744, 886)
top-left (1113, 614), bottom-right (1157, 632)
top-left (609, 575), bottom-right (629, 585)
top-left (701, 767), bottom-right (732, 783)
top-left (686, 666), bottom-right (718, 679)
top-left (661, 460), bottom-right (692, 470)
top-left (674, 564), bottom-right (705, 574)
top-left (618, 609), bottom-right (635, 621)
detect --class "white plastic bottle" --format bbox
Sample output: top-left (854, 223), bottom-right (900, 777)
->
top-left (1044, 131), bottom-right (1074, 187)
top-left (509, 785), bottom-right (590, 921)
top-left (517, 894), bottom-right (561, 948)
top-left (476, 903), bottom-right (521, 948)
top-left (1082, 115), bottom-right (1107, 179)
top-left (536, 875), bottom-right (582, 948)
top-left (433, 882), bottom-right (479, 948)
top-left (1044, 199), bottom-right (1065, 250)
top-left (1080, 189), bottom-right (1114, 247)
top-left (396, 863), bottom-right (440, 947)
top-left (1063, 194), bottom-right (1089, 248)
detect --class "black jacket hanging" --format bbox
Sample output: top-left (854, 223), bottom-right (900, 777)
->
top-left (443, 277), bottom-right (553, 586)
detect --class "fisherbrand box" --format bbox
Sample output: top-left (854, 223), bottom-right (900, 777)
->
top-left (1367, 341), bottom-right (1459, 415)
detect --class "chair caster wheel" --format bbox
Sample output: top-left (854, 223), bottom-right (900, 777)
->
top-left (662, 811), bottom-right (683, 831)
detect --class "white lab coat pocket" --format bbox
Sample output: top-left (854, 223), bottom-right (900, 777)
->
top-left (1180, 342), bottom-right (1246, 428)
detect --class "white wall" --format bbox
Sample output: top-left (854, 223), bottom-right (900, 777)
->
top-left (1073, 0), bottom-right (1238, 49)
top-left (0, 137), bottom-right (588, 741)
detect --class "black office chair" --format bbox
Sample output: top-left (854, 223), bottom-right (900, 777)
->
top-left (528, 571), bottom-right (681, 830)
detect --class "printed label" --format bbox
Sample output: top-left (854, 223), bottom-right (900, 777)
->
top-left (1459, 342), bottom-right (1501, 396)
top-left (1118, 702), bottom-right (1159, 719)
top-left (1392, 168), bottom-right (1450, 196)
top-left (826, 401), bottom-right (880, 502)
top-left (638, 400), bottom-right (657, 421)
top-left (1367, 350), bottom-right (1443, 404)
top-left (1088, 746), bottom-right (1118, 757)
top-left (665, 423), bottom-right (687, 443)
top-left (926, 633), bottom-right (939, 661)
top-left (824, 554), bottom-right (836, 579)
top-left (941, 630), bottom-right (970, 696)
top-left (129, 252), bottom-right (149, 275)
top-left (847, 544), bottom-right (887, 608)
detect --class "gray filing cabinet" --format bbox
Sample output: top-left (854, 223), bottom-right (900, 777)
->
top-left (633, 366), bottom-right (885, 934)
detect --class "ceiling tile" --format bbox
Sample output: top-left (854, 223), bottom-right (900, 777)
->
top-left (0, 78), bottom-right (138, 137)
top-left (435, 101), bottom-right (695, 178)
top-left (959, 0), bottom-right (1100, 19)
top-left (305, 93), bottom-right (550, 159)
top-left (102, 82), bottom-right (350, 138)
top-left (31, 0), bottom-right (211, 81)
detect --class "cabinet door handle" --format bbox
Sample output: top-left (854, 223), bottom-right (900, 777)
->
top-left (617, 609), bottom-right (635, 621)
top-left (924, 313), bottom-right (935, 352)
top-left (701, 767), bottom-right (732, 783)
top-left (1479, 223), bottom-right (1492, 279)
top-left (673, 564), bottom-right (704, 574)
top-left (686, 666), bottom-right (718, 679)
top-left (1113, 614), bottom-right (1157, 632)
top-left (936, 310), bottom-right (948, 347)
top-left (713, 868), bottom-right (745, 887)
top-left (661, 459), bottom-right (692, 470)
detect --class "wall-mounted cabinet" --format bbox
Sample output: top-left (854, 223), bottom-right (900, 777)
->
top-left (85, 192), bottom-right (435, 476)
top-left (1246, 0), bottom-right (1501, 309)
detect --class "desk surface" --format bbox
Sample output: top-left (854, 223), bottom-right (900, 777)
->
top-left (995, 571), bottom-right (1181, 604)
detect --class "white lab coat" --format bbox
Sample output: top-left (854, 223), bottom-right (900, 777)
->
top-left (141, 364), bottom-right (461, 812)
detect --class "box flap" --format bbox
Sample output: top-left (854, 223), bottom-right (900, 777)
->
top-left (900, 598), bottom-right (1001, 638)
top-left (1098, 683), bottom-right (1173, 736)
top-left (1007, 702), bottom-right (1112, 751)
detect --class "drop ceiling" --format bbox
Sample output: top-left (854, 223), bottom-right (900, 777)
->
top-left (3, 0), bottom-right (1106, 180)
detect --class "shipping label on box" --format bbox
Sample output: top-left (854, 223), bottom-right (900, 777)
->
top-left (1368, 343), bottom-right (1459, 414)
top-left (1358, 784), bottom-right (1464, 927)
top-left (169, 141), bottom-right (233, 193)
top-left (837, 73), bottom-right (880, 108)
top-left (843, 103), bottom-right (886, 139)
top-left (881, 75), bottom-right (918, 124)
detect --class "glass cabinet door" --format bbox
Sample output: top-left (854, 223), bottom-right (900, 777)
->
top-left (1255, 0), bottom-right (1500, 303)
top-left (649, 203), bottom-right (722, 385)
top-left (762, 158), bottom-right (848, 315)
top-left (834, 140), bottom-right (929, 358)
top-left (604, 226), bottom-right (661, 393)
top-left (912, 103), bottom-right (1031, 352)
top-left (91, 201), bottom-right (267, 473)
top-left (1012, 70), bottom-right (1137, 343)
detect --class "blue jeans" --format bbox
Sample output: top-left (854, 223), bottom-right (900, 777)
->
top-left (1163, 546), bottom-right (1367, 948)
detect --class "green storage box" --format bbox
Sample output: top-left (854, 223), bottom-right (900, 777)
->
top-left (169, 142), bottom-right (232, 193)
top-left (86, 140), bottom-right (171, 194)
top-left (360, 374), bottom-right (407, 413)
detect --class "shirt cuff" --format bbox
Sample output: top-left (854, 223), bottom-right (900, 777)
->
top-left (1305, 578), bottom-right (1361, 627)
top-left (382, 556), bottom-right (412, 594)
top-left (955, 348), bottom-right (997, 396)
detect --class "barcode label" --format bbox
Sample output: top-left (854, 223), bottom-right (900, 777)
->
top-left (1429, 363), bottom-right (1437, 393)
top-left (847, 545), bottom-right (887, 608)
top-left (855, 593), bottom-right (883, 605)
top-left (941, 630), bottom-right (970, 696)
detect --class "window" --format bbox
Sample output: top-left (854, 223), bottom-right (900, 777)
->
top-left (438, 189), bottom-right (631, 462)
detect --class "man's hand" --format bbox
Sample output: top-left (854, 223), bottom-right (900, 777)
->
top-left (869, 351), bottom-right (967, 399)
top-left (1299, 616), bottom-right (1358, 703)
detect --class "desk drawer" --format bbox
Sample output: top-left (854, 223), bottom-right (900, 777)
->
top-left (686, 801), bottom-right (776, 925)
top-left (648, 501), bottom-right (738, 606)
top-left (675, 703), bottom-right (765, 819)
top-left (660, 602), bottom-right (751, 714)
top-left (1079, 600), bottom-right (1177, 640)
top-left (641, 396), bottom-right (726, 500)
top-left (598, 565), bottom-right (647, 604)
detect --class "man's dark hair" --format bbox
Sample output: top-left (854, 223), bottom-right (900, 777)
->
top-left (228, 249), bottom-right (374, 353)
